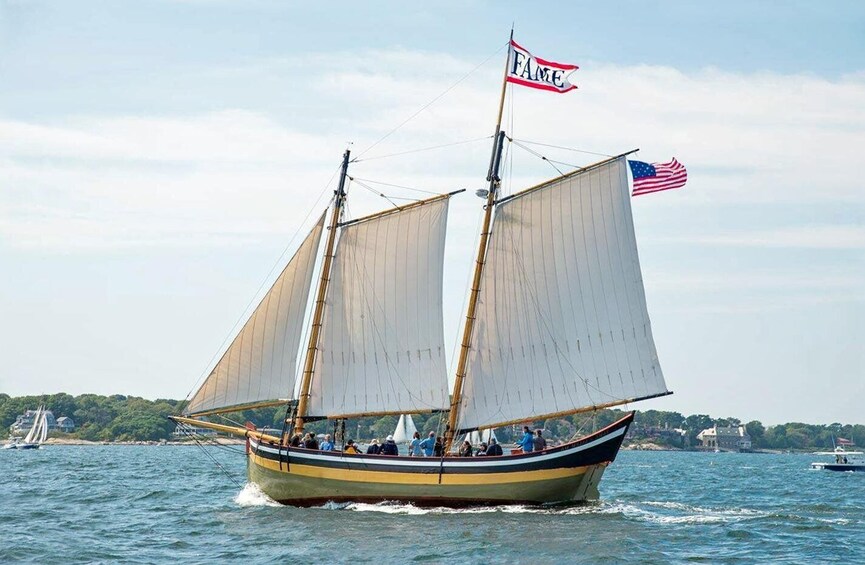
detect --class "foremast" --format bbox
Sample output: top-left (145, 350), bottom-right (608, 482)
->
top-left (293, 148), bottom-right (351, 435)
top-left (443, 31), bottom-right (511, 452)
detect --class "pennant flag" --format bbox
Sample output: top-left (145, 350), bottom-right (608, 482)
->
top-left (628, 158), bottom-right (688, 196)
top-left (506, 40), bottom-right (578, 93)
top-left (837, 437), bottom-right (854, 446)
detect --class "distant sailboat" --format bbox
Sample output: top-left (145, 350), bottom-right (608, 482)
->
top-left (7, 406), bottom-right (49, 449)
top-left (392, 414), bottom-right (418, 444)
top-left (467, 428), bottom-right (497, 446)
top-left (173, 33), bottom-right (672, 506)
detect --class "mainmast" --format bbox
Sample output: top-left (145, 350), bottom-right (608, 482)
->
top-left (444, 31), bottom-right (512, 451)
top-left (293, 148), bottom-right (351, 434)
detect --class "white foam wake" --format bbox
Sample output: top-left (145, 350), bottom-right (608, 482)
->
top-left (315, 501), bottom-right (594, 515)
top-left (234, 482), bottom-right (281, 507)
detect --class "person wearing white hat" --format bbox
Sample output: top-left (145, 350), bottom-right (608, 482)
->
top-left (380, 434), bottom-right (399, 456)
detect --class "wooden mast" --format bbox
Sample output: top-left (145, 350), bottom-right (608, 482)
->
top-left (293, 148), bottom-right (350, 435)
top-left (444, 31), bottom-right (512, 451)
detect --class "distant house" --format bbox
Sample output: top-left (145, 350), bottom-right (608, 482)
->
top-left (172, 423), bottom-right (217, 438)
top-left (9, 409), bottom-right (58, 435)
top-left (697, 425), bottom-right (752, 451)
top-left (56, 416), bottom-right (76, 433)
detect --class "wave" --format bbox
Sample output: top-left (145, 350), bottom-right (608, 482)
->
top-left (602, 501), bottom-right (769, 525)
top-left (233, 482), bottom-right (281, 507)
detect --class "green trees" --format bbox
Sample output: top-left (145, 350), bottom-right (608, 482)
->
top-left (0, 393), bottom-right (186, 442)
top-left (2, 392), bottom-right (863, 449)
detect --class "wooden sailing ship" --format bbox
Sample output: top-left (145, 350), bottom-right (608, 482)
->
top-left (173, 37), bottom-right (671, 506)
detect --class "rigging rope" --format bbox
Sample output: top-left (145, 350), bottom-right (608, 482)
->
top-left (354, 136), bottom-right (492, 163)
top-left (509, 138), bottom-right (574, 176)
top-left (177, 425), bottom-right (244, 487)
top-left (354, 42), bottom-right (508, 160)
top-left (349, 177), bottom-right (440, 196)
top-left (349, 177), bottom-right (410, 207)
top-left (181, 161), bottom-right (343, 405)
top-left (511, 139), bottom-right (614, 158)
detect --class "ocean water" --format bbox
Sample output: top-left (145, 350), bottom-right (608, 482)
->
top-left (1, 446), bottom-right (862, 564)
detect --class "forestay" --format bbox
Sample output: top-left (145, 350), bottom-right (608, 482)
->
top-left (185, 214), bottom-right (325, 415)
top-left (456, 157), bottom-right (668, 431)
top-left (308, 198), bottom-right (451, 418)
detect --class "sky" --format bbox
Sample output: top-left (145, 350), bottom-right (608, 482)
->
top-left (1, 1), bottom-right (863, 425)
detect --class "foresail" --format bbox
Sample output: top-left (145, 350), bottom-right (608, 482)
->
top-left (307, 197), bottom-right (451, 418)
top-left (456, 157), bottom-right (668, 431)
top-left (185, 213), bottom-right (326, 415)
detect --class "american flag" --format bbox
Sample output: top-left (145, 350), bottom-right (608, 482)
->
top-left (628, 158), bottom-right (688, 196)
top-left (837, 437), bottom-right (854, 446)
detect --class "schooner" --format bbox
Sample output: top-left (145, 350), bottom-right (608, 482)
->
top-left (172, 36), bottom-right (671, 506)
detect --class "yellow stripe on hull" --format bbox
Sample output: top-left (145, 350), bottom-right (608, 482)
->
top-left (248, 452), bottom-right (608, 505)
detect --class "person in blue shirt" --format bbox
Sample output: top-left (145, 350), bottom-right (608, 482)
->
top-left (419, 431), bottom-right (436, 457)
top-left (409, 431), bottom-right (422, 457)
top-left (319, 434), bottom-right (334, 452)
top-left (517, 426), bottom-right (534, 453)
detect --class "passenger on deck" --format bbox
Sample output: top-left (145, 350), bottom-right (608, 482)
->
top-left (344, 439), bottom-right (360, 454)
top-left (433, 437), bottom-right (444, 457)
top-left (380, 435), bottom-right (399, 456)
top-left (289, 433), bottom-right (302, 447)
top-left (419, 431), bottom-right (436, 457)
top-left (320, 434), bottom-right (334, 451)
top-left (517, 426), bottom-right (534, 453)
top-left (533, 429), bottom-right (547, 452)
top-left (409, 431), bottom-right (422, 457)
top-left (366, 438), bottom-right (381, 454)
top-left (305, 433), bottom-right (319, 450)
top-left (476, 442), bottom-right (488, 456)
top-left (459, 440), bottom-right (473, 457)
top-left (486, 438), bottom-right (503, 456)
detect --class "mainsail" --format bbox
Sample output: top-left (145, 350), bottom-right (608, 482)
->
top-left (185, 214), bottom-right (326, 416)
top-left (456, 157), bottom-right (669, 431)
top-left (307, 197), bottom-right (451, 418)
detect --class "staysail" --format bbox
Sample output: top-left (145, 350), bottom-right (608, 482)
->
top-left (456, 156), bottom-right (669, 431)
top-left (307, 197), bottom-right (452, 418)
top-left (185, 214), bottom-right (326, 416)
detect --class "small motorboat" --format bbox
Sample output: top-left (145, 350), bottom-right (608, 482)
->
top-left (3, 438), bottom-right (21, 449)
top-left (811, 447), bottom-right (865, 472)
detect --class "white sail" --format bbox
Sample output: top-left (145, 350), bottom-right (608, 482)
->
top-left (456, 157), bottom-right (668, 431)
top-left (39, 412), bottom-right (48, 444)
top-left (392, 414), bottom-right (418, 444)
top-left (185, 213), bottom-right (326, 415)
top-left (23, 406), bottom-right (42, 444)
top-left (468, 428), bottom-right (497, 445)
top-left (308, 198), bottom-right (451, 418)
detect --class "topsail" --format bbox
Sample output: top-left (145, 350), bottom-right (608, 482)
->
top-left (456, 157), bottom-right (668, 432)
top-left (185, 213), bottom-right (325, 416)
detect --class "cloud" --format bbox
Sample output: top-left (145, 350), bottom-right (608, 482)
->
top-left (648, 225), bottom-right (865, 249)
top-left (2, 49), bottom-right (864, 251)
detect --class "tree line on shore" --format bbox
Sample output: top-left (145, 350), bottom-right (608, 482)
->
top-left (1, 392), bottom-right (862, 449)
